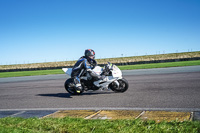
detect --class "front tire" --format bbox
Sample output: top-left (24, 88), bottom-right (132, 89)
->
top-left (64, 78), bottom-right (84, 95)
top-left (109, 78), bottom-right (129, 93)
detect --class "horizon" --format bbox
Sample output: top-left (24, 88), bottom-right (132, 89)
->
top-left (1, 50), bottom-right (199, 66)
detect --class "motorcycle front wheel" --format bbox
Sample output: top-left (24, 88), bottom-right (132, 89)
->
top-left (109, 78), bottom-right (129, 93)
top-left (64, 78), bottom-right (84, 95)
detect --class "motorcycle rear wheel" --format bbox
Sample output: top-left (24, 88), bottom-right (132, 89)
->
top-left (109, 78), bottom-right (129, 93)
top-left (64, 78), bottom-right (84, 95)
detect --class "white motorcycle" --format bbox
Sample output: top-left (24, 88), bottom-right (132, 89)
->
top-left (62, 62), bottom-right (129, 95)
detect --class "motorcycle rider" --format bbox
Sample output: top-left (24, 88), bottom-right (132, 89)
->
top-left (71, 49), bottom-right (105, 93)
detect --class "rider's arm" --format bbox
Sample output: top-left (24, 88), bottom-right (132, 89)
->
top-left (83, 59), bottom-right (92, 70)
top-left (83, 59), bottom-right (101, 79)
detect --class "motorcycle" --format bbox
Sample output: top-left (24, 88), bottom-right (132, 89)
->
top-left (62, 62), bottom-right (129, 95)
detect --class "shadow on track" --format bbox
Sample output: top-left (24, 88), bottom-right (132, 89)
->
top-left (37, 91), bottom-right (114, 98)
top-left (37, 93), bottom-right (72, 98)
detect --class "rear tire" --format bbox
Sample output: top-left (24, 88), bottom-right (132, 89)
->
top-left (64, 78), bottom-right (84, 95)
top-left (109, 78), bottom-right (129, 93)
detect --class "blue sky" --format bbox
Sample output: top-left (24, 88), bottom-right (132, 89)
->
top-left (0, 0), bottom-right (199, 65)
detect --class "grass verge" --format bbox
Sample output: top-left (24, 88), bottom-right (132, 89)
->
top-left (0, 69), bottom-right (63, 78)
top-left (118, 60), bottom-right (200, 70)
top-left (0, 117), bottom-right (200, 133)
top-left (0, 60), bottom-right (200, 78)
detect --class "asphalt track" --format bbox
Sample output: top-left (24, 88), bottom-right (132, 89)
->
top-left (0, 65), bottom-right (200, 119)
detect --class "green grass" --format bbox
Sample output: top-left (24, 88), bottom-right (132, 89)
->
top-left (0, 117), bottom-right (200, 133)
top-left (0, 69), bottom-right (63, 78)
top-left (0, 60), bottom-right (200, 78)
top-left (118, 60), bottom-right (200, 70)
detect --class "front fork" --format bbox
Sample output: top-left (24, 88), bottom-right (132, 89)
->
top-left (113, 80), bottom-right (120, 89)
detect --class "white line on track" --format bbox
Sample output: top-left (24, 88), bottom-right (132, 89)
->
top-left (9, 111), bottom-right (26, 117)
top-left (1, 107), bottom-right (200, 112)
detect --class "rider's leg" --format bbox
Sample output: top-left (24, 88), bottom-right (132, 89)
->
top-left (88, 70), bottom-right (105, 81)
top-left (88, 71), bottom-right (106, 87)
top-left (75, 76), bottom-right (82, 91)
top-left (70, 75), bottom-right (82, 93)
